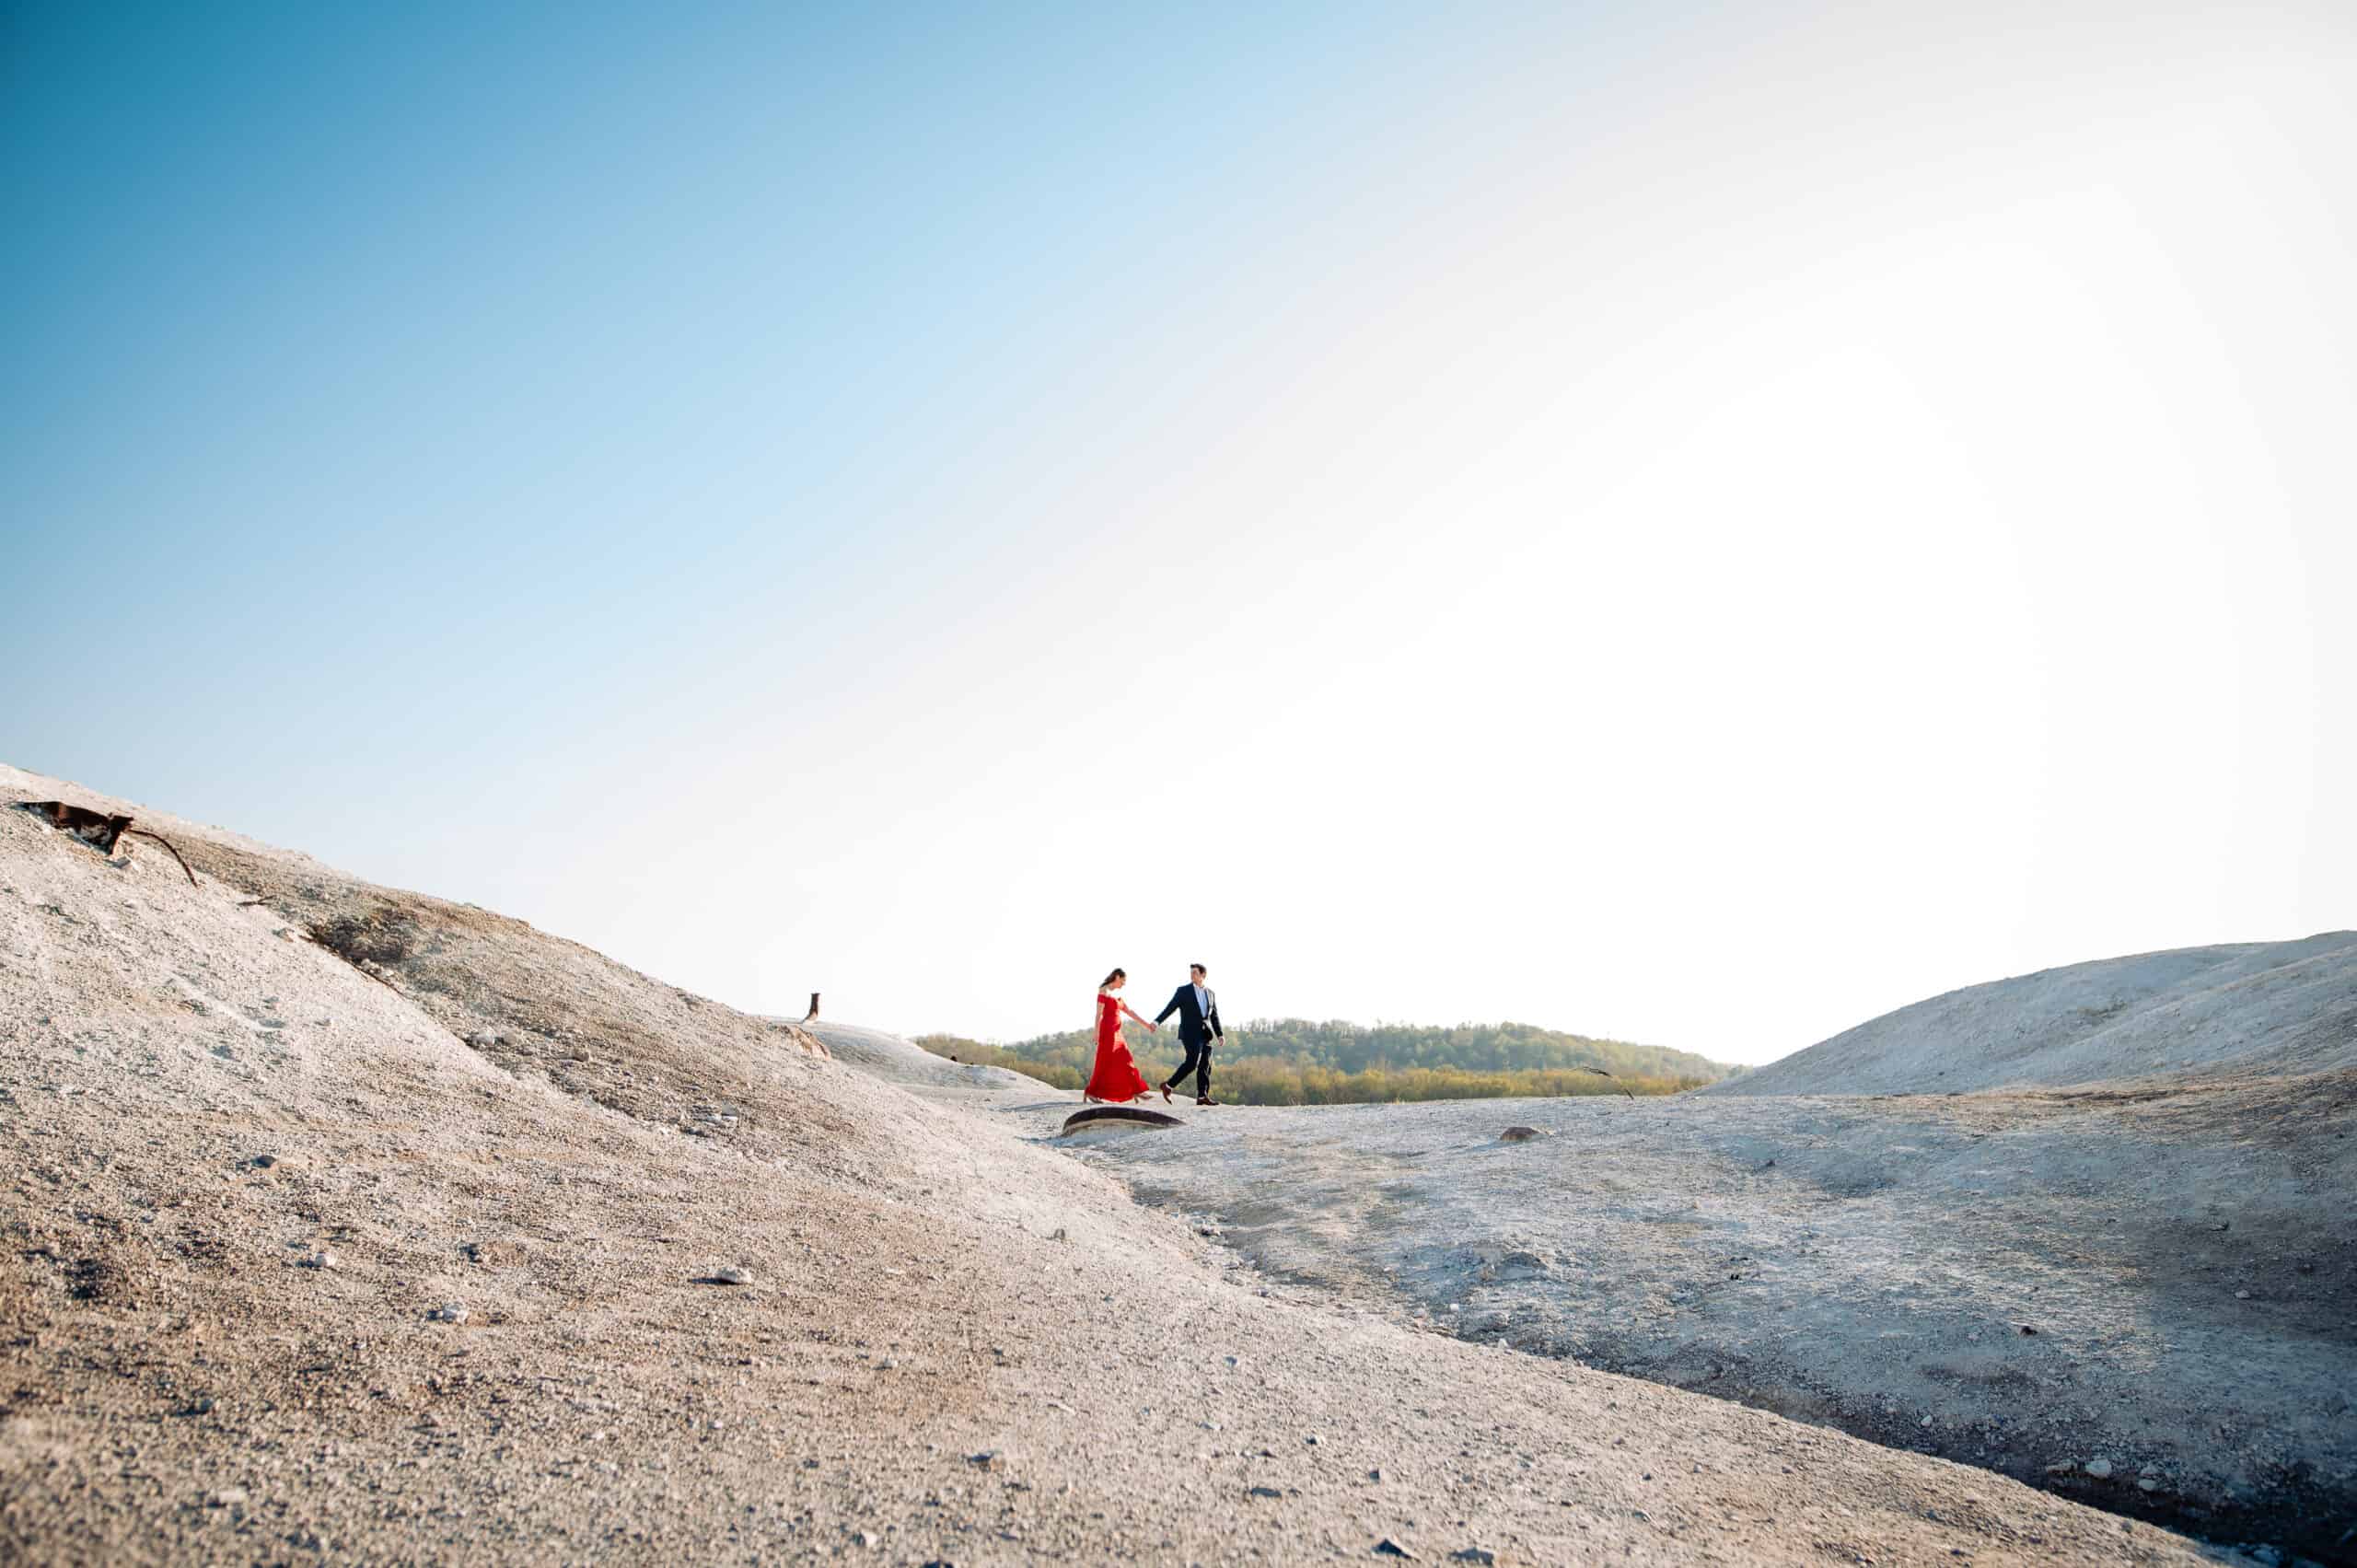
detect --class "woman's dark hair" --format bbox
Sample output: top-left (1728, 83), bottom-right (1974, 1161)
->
top-left (1098, 967), bottom-right (1126, 989)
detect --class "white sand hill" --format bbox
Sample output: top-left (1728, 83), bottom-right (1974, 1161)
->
top-left (0, 760), bottom-right (2269, 1565)
top-left (801, 1019), bottom-right (1039, 1092)
top-left (1704, 935), bottom-right (2357, 1097)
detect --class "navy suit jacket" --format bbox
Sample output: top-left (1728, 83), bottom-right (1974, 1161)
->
top-left (1155, 984), bottom-right (1223, 1048)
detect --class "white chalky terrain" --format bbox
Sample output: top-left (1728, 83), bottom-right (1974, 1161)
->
top-left (1701, 936), bottom-right (2357, 1098)
top-left (1071, 1081), bottom-right (2355, 1558)
top-left (0, 760), bottom-right (2306, 1564)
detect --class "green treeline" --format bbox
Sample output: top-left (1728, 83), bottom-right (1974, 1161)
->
top-left (911, 1016), bottom-right (1730, 1105)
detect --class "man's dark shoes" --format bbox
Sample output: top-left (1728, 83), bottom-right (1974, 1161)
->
top-left (1196, 1097), bottom-right (1219, 1107)
top-left (1158, 1084), bottom-right (1173, 1104)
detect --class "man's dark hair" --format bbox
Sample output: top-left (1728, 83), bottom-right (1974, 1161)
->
top-left (1190, 963), bottom-right (1207, 976)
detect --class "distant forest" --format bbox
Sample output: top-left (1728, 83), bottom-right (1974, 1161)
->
top-left (913, 1017), bottom-right (1733, 1106)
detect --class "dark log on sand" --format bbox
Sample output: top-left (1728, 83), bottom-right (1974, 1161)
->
top-left (1060, 1105), bottom-right (1185, 1135)
top-left (17, 800), bottom-right (199, 886)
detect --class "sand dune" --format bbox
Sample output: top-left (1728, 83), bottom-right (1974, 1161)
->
top-left (1708, 935), bottom-right (2357, 1097)
top-left (0, 761), bottom-right (2264, 1564)
top-left (803, 1019), bottom-right (1039, 1092)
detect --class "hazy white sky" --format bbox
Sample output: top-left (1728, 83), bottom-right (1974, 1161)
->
top-left (7, 2), bottom-right (2351, 1062)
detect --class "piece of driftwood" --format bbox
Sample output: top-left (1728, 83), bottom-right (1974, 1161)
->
top-left (802, 992), bottom-right (820, 1022)
top-left (1061, 1105), bottom-right (1185, 1135)
top-left (1579, 1066), bottom-right (1636, 1099)
top-left (19, 799), bottom-right (134, 852)
top-left (121, 830), bottom-right (199, 887)
top-left (16, 800), bottom-right (199, 887)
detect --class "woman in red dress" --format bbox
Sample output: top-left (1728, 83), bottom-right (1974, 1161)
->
top-left (1085, 967), bottom-right (1159, 1103)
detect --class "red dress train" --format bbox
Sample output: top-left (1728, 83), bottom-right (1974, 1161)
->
top-left (1086, 991), bottom-right (1153, 1101)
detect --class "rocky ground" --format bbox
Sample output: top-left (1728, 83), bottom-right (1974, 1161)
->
top-left (0, 760), bottom-right (2289, 1564)
top-left (1704, 936), bottom-right (2357, 1097)
top-left (1062, 1082), bottom-right (2355, 1562)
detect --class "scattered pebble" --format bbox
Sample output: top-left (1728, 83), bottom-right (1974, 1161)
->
top-left (1451, 1551), bottom-right (1498, 1566)
top-left (205, 1487), bottom-right (248, 1508)
top-left (854, 1529), bottom-right (879, 1549)
top-left (1497, 1126), bottom-right (1548, 1143)
top-left (1248, 1485), bottom-right (1283, 1499)
top-left (430, 1302), bottom-right (469, 1324)
top-left (2084, 1458), bottom-right (2113, 1479)
top-left (713, 1266), bottom-right (750, 1286)
top-left (250, 1155), bottom-right (277, 1168)
top-left (1375, 1539), bottom-right (1418, 1560)
top-left (2043, 1460), bottom-right (2073, 1475)
top-left (2138, 1477), bottom-right (2159, 1493)
top-left (2235, 1290), bottom-right (2251, 1300)
top-left (876, 1358), bottom-right (898, 1370)
top-left (969, 1451), bottom-right (1003, 1470)
top-left (302, 1250), bottom-right (334, 1270)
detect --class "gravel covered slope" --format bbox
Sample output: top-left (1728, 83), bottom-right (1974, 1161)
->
top-left (0, 761), bottom-right (2218, 1565)
top-left (1708, 935), bottom-right (2357, 1097)
top-left (803, 1019), bottom-right (1039, 1092)
top-left (1067, 1086), bottom-right (2356, 1559)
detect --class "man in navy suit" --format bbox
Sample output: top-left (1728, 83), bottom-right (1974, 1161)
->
top-left (1155, 962), bottom-right (1224, 1107)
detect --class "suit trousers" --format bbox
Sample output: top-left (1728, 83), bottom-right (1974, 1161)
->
top-left (1165, 1036), bottom-right (1213, 1099)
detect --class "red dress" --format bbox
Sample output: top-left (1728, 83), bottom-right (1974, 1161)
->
top-left (1086, 991), bottom-right (1153, 1102)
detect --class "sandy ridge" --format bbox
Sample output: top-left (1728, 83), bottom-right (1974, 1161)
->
top-left (0, 761), bottom-right (2219, 1563)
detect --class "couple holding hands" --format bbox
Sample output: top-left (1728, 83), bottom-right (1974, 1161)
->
top-left (1087, 962), bottom-right (1224, 1107)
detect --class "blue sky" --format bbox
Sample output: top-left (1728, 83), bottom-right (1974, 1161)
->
top-left (6, 2), bottom-right (2352, 1059)
top-left (7, 4), bottom-right (1406, 737)
top-left (6, 1), bottom-right (1600, 805)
